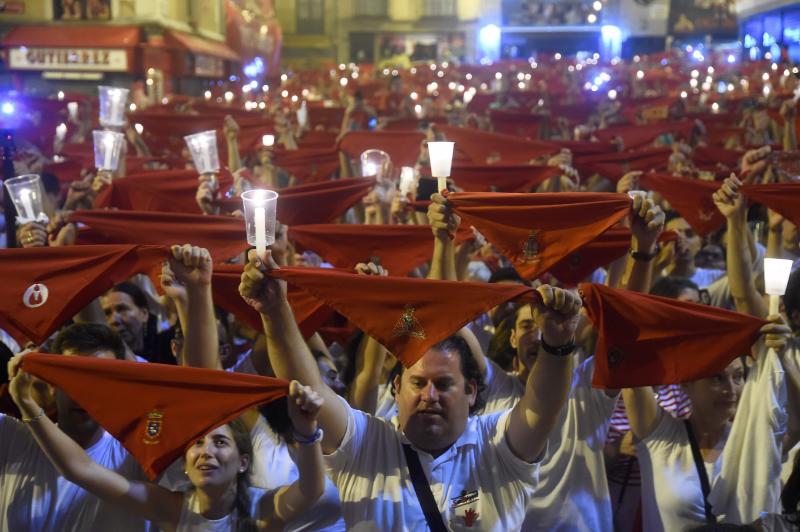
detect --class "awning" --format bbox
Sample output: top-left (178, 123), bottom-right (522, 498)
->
top-left (164, 30), bottom-right (240, 62)
top-left (2, 25), bottom-right (141, 48)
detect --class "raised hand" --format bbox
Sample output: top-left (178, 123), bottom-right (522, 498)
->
top-left (287, 380), bottom-right (324, 438)
top-left (533, 285), bottom-right (582, 347)
top-left (239, 249), bottom-right (287, 315)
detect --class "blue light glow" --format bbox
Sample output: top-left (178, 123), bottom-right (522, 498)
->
top-left (243, 57), bottom-right (265, 79)
top-left (479, 24), bottom-right (501, 62)
top-left (1, 102), bottom-right (14, 115)
top-left (600, 25), bottom-right (621, 59)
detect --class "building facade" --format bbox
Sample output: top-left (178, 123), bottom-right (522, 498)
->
top-left (276, 0), bottom-right (484, 67)
top-left (0, 0), bottom-right (281, 98)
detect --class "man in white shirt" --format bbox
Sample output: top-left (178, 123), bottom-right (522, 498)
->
top-left (240, 254), bottom-right (580, 531)
top-left (0, 323), bottom-right (151, 532)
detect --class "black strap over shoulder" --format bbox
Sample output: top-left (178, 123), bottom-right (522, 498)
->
top-left (402, 444), bottom-right (449, 532)
top-left (684, 420), bottom-right (718, 524)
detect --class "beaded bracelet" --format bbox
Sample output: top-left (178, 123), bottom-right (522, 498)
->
top-left (22, 408), bottom-right (46, 424)
top-left (293, 427), bottom-right (323, 445)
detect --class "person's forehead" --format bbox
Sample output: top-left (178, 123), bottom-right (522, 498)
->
top-left (101, 291), bottom-right (136, 307)
top-left (205, 424), bottom-right (234, 439)
top-left (676, 288), bottom-right (700, 302)
top-left (515, 305), bottom-right (533, 323)
top-left (406, 348), bottom-right (461, 378)
top-left (62, 348), bottom-right (116, 359)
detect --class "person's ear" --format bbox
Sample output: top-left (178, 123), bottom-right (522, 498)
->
top-left (392, 373), bottom-right (402, 396)
top-left (509, 328), bottom-right (518, 350)
top-left (466, 380), bottom-right (477, 407)
top-left (239, 454), bottom-right (250, 474)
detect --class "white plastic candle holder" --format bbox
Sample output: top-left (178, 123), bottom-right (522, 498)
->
top-left (93, 130), bottom-right (125, 171)
top-left (98, 86), bottom-right (129, 128)
top-left (297, 101), bottom-right (308, 128)
top-left (184, 130), bottom-right (220, 175)
top-left (764, 258), bottom-right (793, 315)
top-left (241, 189), bottom-right (279, 261)
top-left (428, 141), bottom-right (454, 192)
top-left (4, 174), bottom-right (48, 224)
top-left (360, 149), bottom-right (391, 181)
top-left (399, 166), bottom-right (416, 197)
top-left (262, 134), bottom-right (275, 147)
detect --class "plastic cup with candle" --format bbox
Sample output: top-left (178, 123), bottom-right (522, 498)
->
top-left (93, 130), bottom-right (125, 171)
top-left (241, 189), bottom-right (279, 261)
top-left (360, 149), bottom-right (391, 181)
top-left (399, 166), bottom-right (416, 198)
top-left (3, 174), bottom-right (47, 223)
top-left (764, 258), bottom-right (794, 315)
top-left (98, 86), bottom-right (130, 128)
top-left (428, 141), bottom-right (454, 193)
top-left (55, 123), bottom-right (67, 142)
top-left (262, 134), bottom-right (275, 147)
top-left (297, 102), bottom-right (308, 128)
top-left (66, 101), bottom-right (79, 122)
top-left (184, 130), bottom-right (220, 176)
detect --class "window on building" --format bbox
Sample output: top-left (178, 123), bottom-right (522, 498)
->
top-left (423, 0), bottom-right (457, 17)
top-left (355, 0), bottom-right (387, 16)
top-left (296, 0), bottom-right (325, 34)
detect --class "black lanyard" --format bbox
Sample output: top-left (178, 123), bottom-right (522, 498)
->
top-left (402, 444), bottom-right (449, 532)
top-left (684, 420), bottom-right (718, 524)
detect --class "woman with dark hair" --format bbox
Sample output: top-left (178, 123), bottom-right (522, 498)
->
top-left (7, 354), bottom-right (326, 532)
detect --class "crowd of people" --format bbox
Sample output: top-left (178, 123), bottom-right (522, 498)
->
top-left (1, 47), bottom-right (800, 532)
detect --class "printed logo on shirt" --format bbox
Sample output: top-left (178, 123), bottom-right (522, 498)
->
top-left (392, 304), bottom-right (426, 340)
top-left (143, 410), bottom-right (164, 444)
top-left (22, 283), bottom-right (49, 308)
top-left (450, 490), bottom-right (480, 529)
top-left (521, 231), bottom-right (541, 264)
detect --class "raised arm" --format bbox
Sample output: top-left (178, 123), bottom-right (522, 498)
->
top-left (7, 355), bottom-right (180, 526)
top-left (506, 285), bottom-right (579, 462)
top-left (426, 192), bottom-right (459, 281)
top-left (348, 262), bottom-right (391, 414)
top-left (264, 381), bottom-right (326, 525)
top-left (223, 115), bottom-right (242, 173)
top-left (239, 250), bottom-right (348, 454)
top-left (160, 245), bottom-right (220, 369)
top-left (623, 194), bottom-right (665, 293)
top-left (712, 174), bottom-right (767, 317)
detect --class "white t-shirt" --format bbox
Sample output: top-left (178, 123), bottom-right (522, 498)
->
top-left (522, 357), bottom-right (618, 532)
top-left (249, 414), bottom-right (345, 532)
top-left (0, 414), bottom-right (152, 532)
top-left (481, 359), bottom-right (525, 415)
top-left (324, 397), bottom-right (541, 531)
top-left (177, 486), bottom-right (269, 531)
top-left (637, 345), bottom-right (787, 531)
top-left (375, 382), bottom-right (399, 421)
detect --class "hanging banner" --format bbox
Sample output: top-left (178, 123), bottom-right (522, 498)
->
top-left (619, 0), bottom-right (670, 37)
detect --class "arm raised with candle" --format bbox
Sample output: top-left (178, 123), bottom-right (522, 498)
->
top-left (239, 250), bottom-right (348, 454)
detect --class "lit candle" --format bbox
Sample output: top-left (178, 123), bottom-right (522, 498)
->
top-left (103, 134), bottom-right (115, 169)
top-left (19, 188), bottom-right (35, 220)
top-left (55, 123), bottom-right (67, 142)
top-left (428, 141), bottom-right (454, 193)
top-left (254, 206), bottom-right (267, 261)
top-left (364, 162), bottom-right (377, 176)
top-left (263, 134), bottom-right (275, 147)
top-left (400, 167), bottom-right (415, 197)
top-left (764, 258), bottom-right (793, 315)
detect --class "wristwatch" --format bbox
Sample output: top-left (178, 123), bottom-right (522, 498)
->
top-left (629, 243), bottom-right (659, 262)
top-left (541, 337), bottom-right (576, 357)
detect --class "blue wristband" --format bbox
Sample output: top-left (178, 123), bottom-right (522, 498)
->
top-left (293, 427), bottom-right (323, 445)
